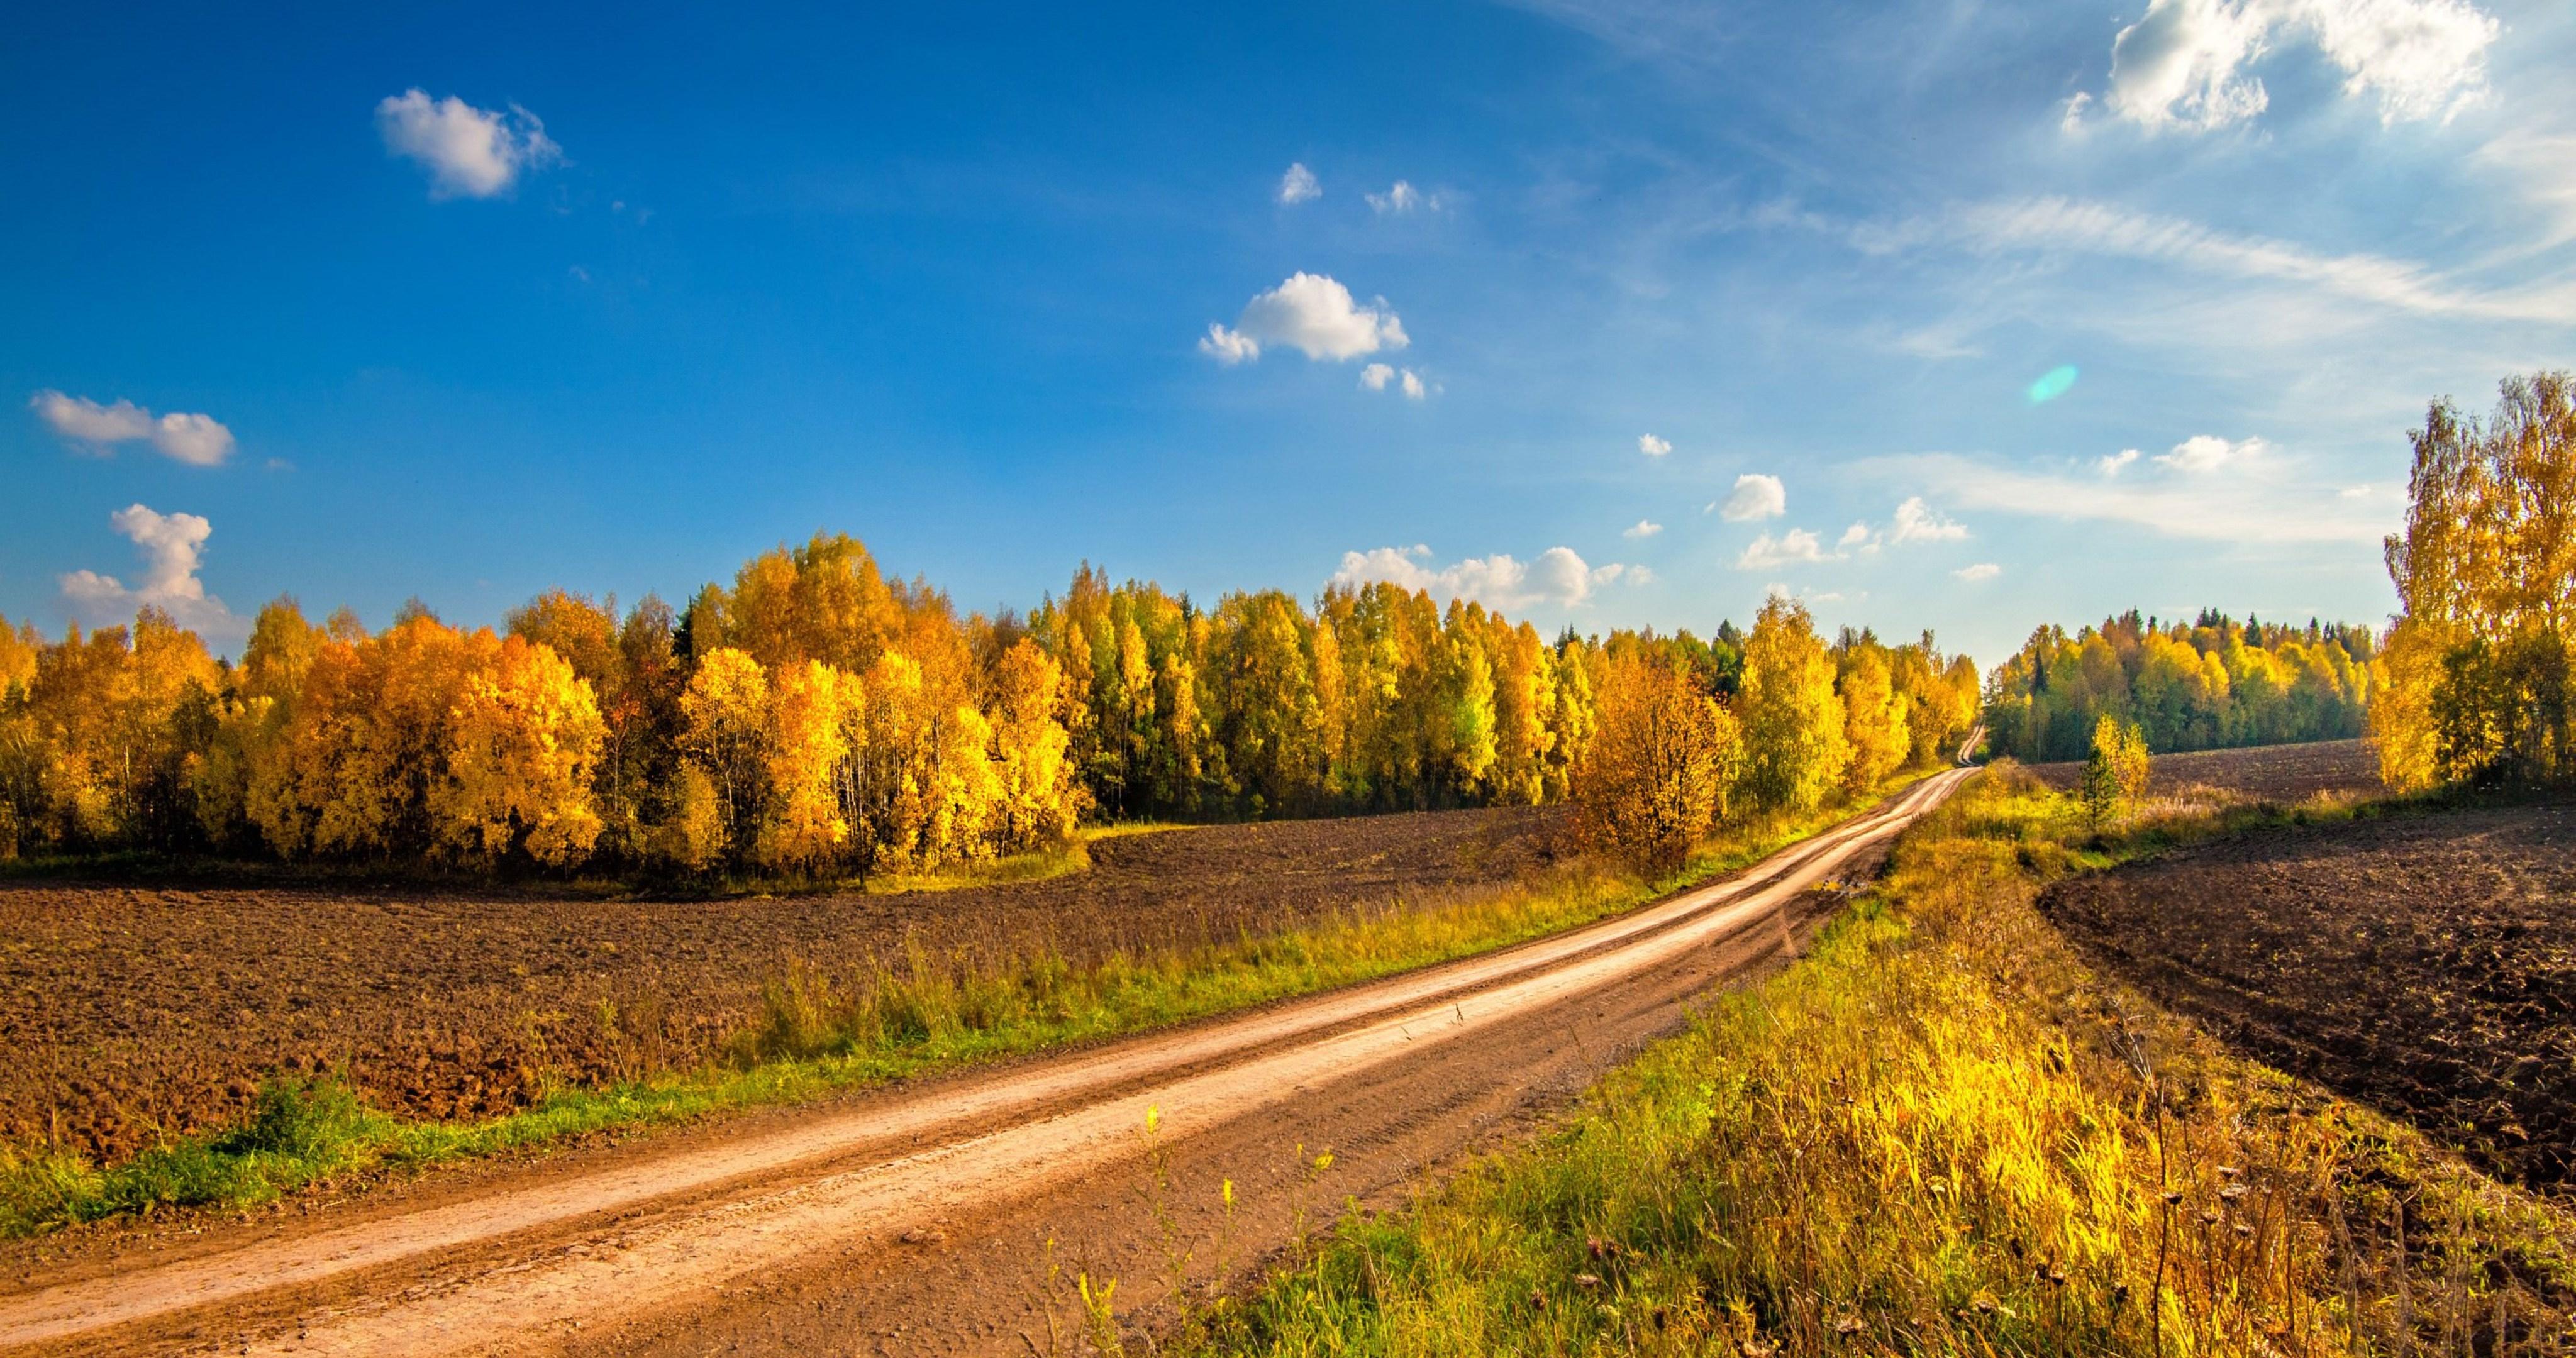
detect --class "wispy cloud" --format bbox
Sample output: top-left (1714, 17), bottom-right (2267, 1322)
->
top-left (1277, 162), bottom-right (1321, 205)
top-left (1877, 440), bottom-right (2392, 544)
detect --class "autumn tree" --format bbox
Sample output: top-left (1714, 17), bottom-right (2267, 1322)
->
top-left (1837, 646), bottom-right (1910, 793)
top-left (1574, 655), bottom-right (1743, 871)
top-left (438, 636), bottom-right (608, 866)
top-left (2080, 715), bottom-right (2151, 829)
top-left (1738, 598), bottom-right (1850, 813)
top-left (2377, 372), bottom-right (2576, 788)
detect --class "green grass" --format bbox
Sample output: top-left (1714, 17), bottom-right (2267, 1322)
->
top-left (0, 781), bottom-right (1928, 1239)
top-left (1172, 766), bottom-right (2576, 1357)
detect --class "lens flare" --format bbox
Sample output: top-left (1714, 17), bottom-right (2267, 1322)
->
top-left (2028, 365), bottom-right (2079, 404)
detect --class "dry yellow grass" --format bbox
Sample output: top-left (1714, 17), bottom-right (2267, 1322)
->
top-left (1179, 765), bottom-right (2576, 1356)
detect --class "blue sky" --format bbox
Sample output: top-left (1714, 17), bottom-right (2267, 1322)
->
top-left (5, 0), bottom-right (2572, 664)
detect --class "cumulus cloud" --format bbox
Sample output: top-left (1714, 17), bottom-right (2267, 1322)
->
top-left (1623, 519), bottom-right (1663, 539)
top-left (1638, 433), bottom-right (1672, 458)
top-left (376, 89), bottom-right (562, 199)
top-left (1277, 162), bottom-right (1320, 205)
top-left (2091, 0), bottom-right (2496, 133)
top-left (1204, 273), bottom-right (1408, 363)
top-left (1358, 363), bottom-right (1432, 399)
top-left (1330, 543), bottom-right (1639, 609)
top-left (30, 390), bottom-right (235, 466)
top-left (148, 412), bottom-right (236, 467)
top-left (1889, 495), bottom-right (1969, 543)
top-left (1199, 323), bottom-right (1261, 365)
top-left (1714, 472), bottom-right (1785, 521)
top-left (1736, 527), bottom-right (1833, 570)
top-left (58, 504), bottom-right (243, 639)
top-left (1741, 498), bottom-right (1968, 567)
top-left (2100, 448), bottom-right (2142, 476)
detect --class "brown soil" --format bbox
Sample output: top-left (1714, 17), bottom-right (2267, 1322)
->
top-left (2025, 737), bottom-right (2382, 802)
top-left (0, 808), bottom-right (1563, 1162)
top-left (2041, 798), bottom-right (2576, 1187)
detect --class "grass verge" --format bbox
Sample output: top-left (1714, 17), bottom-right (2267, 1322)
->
top-left (1174, 765), bottom-right (2576, 1356)
top-left (0, 780), bottom-right (1928, 1239)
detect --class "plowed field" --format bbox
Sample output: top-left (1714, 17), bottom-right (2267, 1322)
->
top-left (2026, 736), bottom-right (2380, 802)
top-left (2043, 798), bottom-right (2576, 1187)
top-left (0, 807), bottom-right (1563, 1162)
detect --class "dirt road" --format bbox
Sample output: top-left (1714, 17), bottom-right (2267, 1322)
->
top-left (0, 769), bottom-right (1968, 1356)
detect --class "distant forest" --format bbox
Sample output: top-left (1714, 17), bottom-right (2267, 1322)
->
top-left (1980, 610), bottom-right (2377, 763)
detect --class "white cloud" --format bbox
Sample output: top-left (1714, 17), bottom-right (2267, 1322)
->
top-left (30, 390), bottom-right (235, 466)
top-left (1358, 363), bottom-right (1432, 399)
top-left (1736, 527), bottom-right (1834, 570)
top-left (1277, 162), bottom-right (1321, 206)
top-left (1623, 519), bottom-right (1663, 539)
top-left (2475, 128), bottom-right (2576, 251)
top-left (1205, 273), bottom-right (1408, 363)
top-left (148, 412), bottom-right (236, 467)
top-left (1330, 543), bottom-right (1638, 609)
top-left (1637, 433), bottom-right (1672, 458)
top-left (1889, 495), bottom-right (1968, 543)
top-left (1953, 563), bottom-right (2003, 582)
top-left (58, 504), bottom-right (242, 639)
top-left (2155, 433), bottom-right (2267, 472)
top-left (1199, 323), bottom-right (1260, 365)
top-left (2099, 448), bottom-right (2142, 476)
top-left (1366, 180), bottom-right (1443, 214)
top-left (1880, 448), bottom-right (2391, 543)
top-left (1716, 472), bottom-right (1786, 521)
top-left (1836, 522), bottom-right (1874, 551)
top-left (2094, 0), bottom-right (2496, 133)
top-left (1953, 197), bottom-right (2562, 321)
top-left (376, 89), bottom-right (561, 200)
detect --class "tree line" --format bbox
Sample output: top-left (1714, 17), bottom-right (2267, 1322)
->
top-left (1980, 609), bottom-right (2377, 763)
top-left (2376, 371), bottom-right (2576, 788)
top-left (0, 536), bottom-right (1980, 877)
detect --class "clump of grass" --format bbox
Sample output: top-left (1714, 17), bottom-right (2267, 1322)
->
top-left (1179, 766), bottom-right (2576, 1356)
top-left (0, 782), bottom-right (1927, 1238)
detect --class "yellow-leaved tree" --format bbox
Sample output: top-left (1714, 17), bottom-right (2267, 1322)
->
top-left (675, 647), bottom-right (770, 863)
top-left (438, 634), bottom-right (608, 867)
top-left (755, 659), bottom-right (861, 872)
top-left (1838, 646), bottom-right (1910, 793)
top-left (1573, 655), bottom-right (1743, 871)
top-left (989, 639), bottom-right (1082, 849)
top-left (1738, 597), bottom-right (1851, 813)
